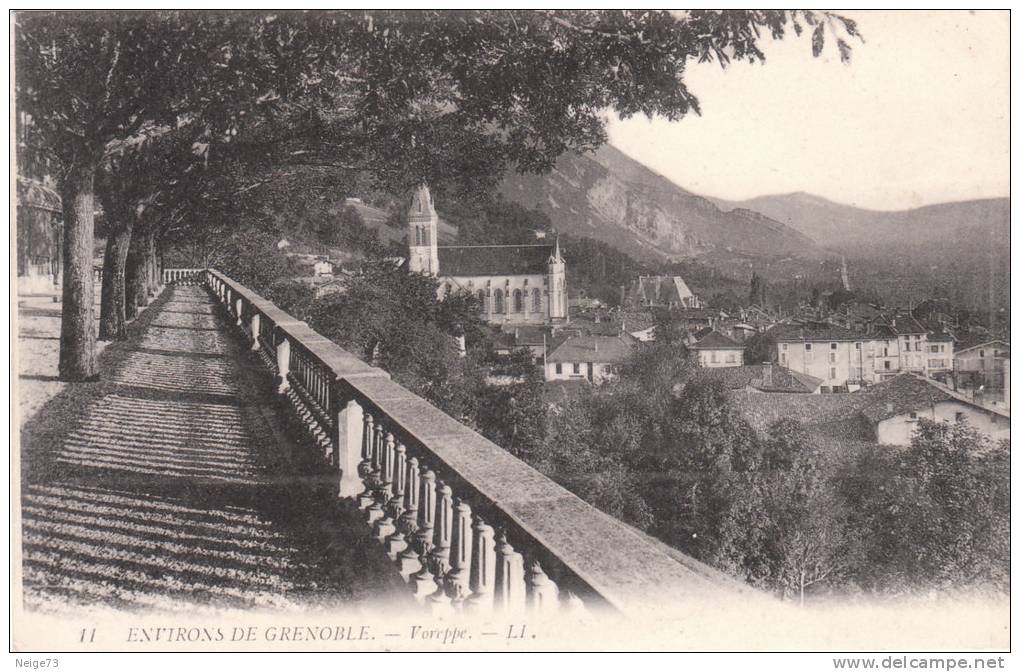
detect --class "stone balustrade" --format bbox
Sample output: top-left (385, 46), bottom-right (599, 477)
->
top-left (193, 268), bottom-right (757, 617)
top-left (162, 268), bottom-right (205, 285)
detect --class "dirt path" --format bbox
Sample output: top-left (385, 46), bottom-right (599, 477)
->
top-left (18, 285), bottom-right (409, 616)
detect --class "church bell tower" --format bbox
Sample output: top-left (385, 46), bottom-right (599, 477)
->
top-left (407, 184), bottom-right (440, 276)
top-left (547, 236), bottom-right (567, 323)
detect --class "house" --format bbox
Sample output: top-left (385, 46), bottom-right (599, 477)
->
top-left (624, 275), bottom-right (702, 309)
top-left (545, 334), bottom-right (633, 384)
top-left (312, 257), bottom-right (335, 277)
top-left (714, 320), bottom-right (759, 342)
top-left (956, 340), bottom-right (1010, 409)
top-left (769, 322), bottom-right (871, 391)
top-left (833, 301), bottom-right (886, 332)
top-left (406, 185), bottom-right (568, 326)
top-left (685, 362), bottom-right (823, 394)
top-left (740, 305), bottom-right (778, 332)
top-left (867, 313), bottom-right (929, 376)
top-left (925, 331), bottom-right (955, 378)
top-left (619, 310), bottom-right (656, 342)
top-left (858, 374), bottom-right (1010, 446)
top-left (955, 340), bottom-right (1010, 388)
top-left (670, 307), bottom-right (720, 332)
top-left (491, 324), bottom-right (557, 360)
top-left (689, 330), bottom-right (745, 368)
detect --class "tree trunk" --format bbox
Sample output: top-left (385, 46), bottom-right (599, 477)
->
top-left (58, 162), bottom-right (99, 381)
top-left (98, 218), bottom-right (133, 341)
top-left (142, 230), bottom-right (158, 298)
top-left (149, 235), bottom-right (159, 293)
top-left (125, 232), bottom-right (147, 320)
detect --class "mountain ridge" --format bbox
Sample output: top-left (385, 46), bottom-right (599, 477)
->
top-left (707, 191), bottom-right (1010, 250)
top-left (499, 144), bottom-right (823, 262)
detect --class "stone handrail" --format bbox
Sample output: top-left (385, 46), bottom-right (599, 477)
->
top-left (196, 268), bottom-right (757, 616)
top-left (163, 268), bottom-right (205, 284)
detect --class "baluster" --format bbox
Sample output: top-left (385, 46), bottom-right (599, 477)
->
top-left (382, 444), bottom-right (408, 557)
top-left (494, 531), bottom-right (527, 613)
top-left (366, 430), bottom-right (393, 524)
top-left (526, 560), bottom-right (560, 614)
top-left (276, 337), bottom-right (291, 393)
top-left (395, 457), bottom-right (421, 577)
top-left (409, 469), bottom-right (438, 597)
top-left (235, 298), bottom-right (243, 326)
top-left (250, 313), bottom-right (261, 351)
top-left (336, 399), bottom-right (364, 499)
top-left (357, 414), bottom-right (377, 509)
top-left (465, 516), bottom-right (496, 614)
top-left (423, 481), bottom-right (453, 607)
top-left (444, 498), bottom-right (473, 609)
top-left (374, 438), bottom-right (402, 542)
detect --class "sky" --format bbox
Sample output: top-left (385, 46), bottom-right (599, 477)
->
top-left (605, 10), bottom-right (1009, 211)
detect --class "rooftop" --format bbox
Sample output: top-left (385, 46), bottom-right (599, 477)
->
top-left (856, 374), bottom-right (1009, 424)
top-left (768, 322), bottom-right (866, 343)
top-left (629, 275), bottom-right (696, 306)
top-left (688, 364), bottom-right (823, 394)
top-left (547, 334), bottom-right (634, 364)
top-left (956, 339), bottom-right (1011, 355)
top-left (690, 330), bottom-right (744, 351)
top-left (438, 244), bottom-right (555, 276)
top-left (618, 309), bottom-right (656, 333)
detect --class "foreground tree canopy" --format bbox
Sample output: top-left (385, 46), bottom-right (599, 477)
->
top-left (14, 9), bottom-right (858, 379)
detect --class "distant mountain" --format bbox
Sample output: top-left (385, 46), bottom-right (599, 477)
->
top-left (499, 145), bottom-right (822, 263)
top-left (709, 191), bottom-right (1009, 253)
top-left (711, 192), bottom-right (1010, 314)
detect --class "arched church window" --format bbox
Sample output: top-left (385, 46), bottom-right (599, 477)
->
top-left (493, 289), bottom-right (504, 314)
top-left (532, 288), bottom-right (542, 312)
top-left (477, 289), bottom-right (487, 312)
top-left (513, 289), bottom-right (523, 313)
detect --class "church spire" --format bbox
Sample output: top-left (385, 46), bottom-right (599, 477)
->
top-left (410, 183), bottom-right (435, 216)
top-left (407, 182), bottom-right (439, 276)
top-left (550, 235), bottom-right (563, 263)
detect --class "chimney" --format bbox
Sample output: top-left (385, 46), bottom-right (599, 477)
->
top-left (763, 362), bottom-right (773, 387)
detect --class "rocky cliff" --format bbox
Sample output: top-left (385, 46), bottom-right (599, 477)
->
top-left (500, 144), bottom-right (821, 262)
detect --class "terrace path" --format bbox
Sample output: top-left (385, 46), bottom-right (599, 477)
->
top-left (17, 285), bottom-right (409, 615)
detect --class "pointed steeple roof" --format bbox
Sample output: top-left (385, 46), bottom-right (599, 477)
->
top-left (549, 235), bottom-right (564, 263)
top-left (409, 183), bottom-right (435, 216)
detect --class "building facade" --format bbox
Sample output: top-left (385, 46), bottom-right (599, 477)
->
top-left (859, 374), bottom-right (1010, 446)
top-left (690, 330), bottom-right (745, 368)
top-left (545, 334), bottom-right (632, 384)
top-left (771, 323), bottom-right (870, 391)
top-left (407, 185), bottom-right (568, 326)
top-left (925, 332), bottom-right (955, 377)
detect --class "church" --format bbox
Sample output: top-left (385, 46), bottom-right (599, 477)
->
top-left (406, 185), bottom-right (568, 326)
